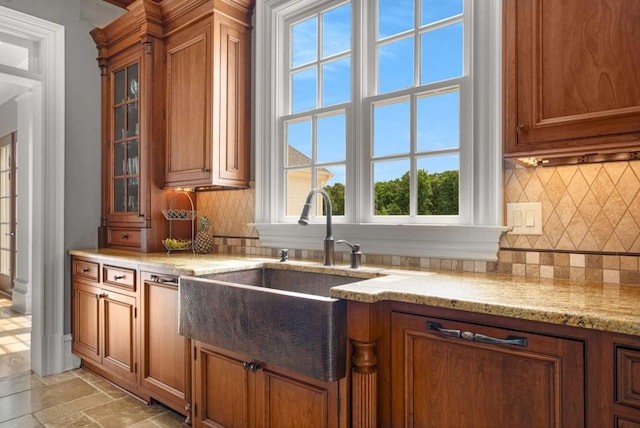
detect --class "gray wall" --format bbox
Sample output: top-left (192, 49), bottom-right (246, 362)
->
top-left (0, 0), bottom-right (123, 333)
top-left (0, 99), bottom-right (16, 136)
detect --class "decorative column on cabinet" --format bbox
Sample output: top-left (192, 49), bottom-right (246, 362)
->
top-left (347, 301), bottom-right (381, 427)
top-left (91, 1), bottom-right (169, 252)
top-left (352, 340), bottom-right (378, 428)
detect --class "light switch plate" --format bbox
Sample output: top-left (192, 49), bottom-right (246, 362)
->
top-left (506, 202), bottom-right (542, 235)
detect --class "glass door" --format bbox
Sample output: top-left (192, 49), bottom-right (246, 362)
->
top-left (112, 62), bottom-right (139, 214)
top-left (0, 132), bottom-right (15, 294)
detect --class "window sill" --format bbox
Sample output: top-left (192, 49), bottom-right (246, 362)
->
top-left (253, 223), bottom-right (509, 261)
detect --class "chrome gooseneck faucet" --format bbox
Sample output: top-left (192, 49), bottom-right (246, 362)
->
top-left (298, 188), bottom-right (334, 266)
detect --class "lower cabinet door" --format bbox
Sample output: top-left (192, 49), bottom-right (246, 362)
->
top-left (101, 290), bottom-right (137, 385)
top-left (72, 281), bottom-right (101, 364)
top-left (193, 344), bottom-right (251, 428)
top-left (391, 312), bottom-right (585, 428)
top-left (254, 367), bottom-right (340, 428)
top-left (192, 342), bottom-right (341, 428)
top-left (140, 273), bottom-right (190, 415)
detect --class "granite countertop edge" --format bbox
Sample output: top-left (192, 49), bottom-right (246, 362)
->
top-left (69, 248), bottom-right (640, 336)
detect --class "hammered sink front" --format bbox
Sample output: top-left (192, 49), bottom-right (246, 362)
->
top-left (179, 267), bottom-right (373, 382)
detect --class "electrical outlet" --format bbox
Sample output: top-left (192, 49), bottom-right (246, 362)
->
top-left (506, 202), bottom-right (542, 235)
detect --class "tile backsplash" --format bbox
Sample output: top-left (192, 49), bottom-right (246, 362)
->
top-left (196, 161), bottom-right (640, 285)
top-left (502, 160), bottom-right (640, 253)
top-left (196, 184), bottom-right (258, 238)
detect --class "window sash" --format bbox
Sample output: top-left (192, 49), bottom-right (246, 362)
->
top-left (255, 0), bottom-right (506, 260)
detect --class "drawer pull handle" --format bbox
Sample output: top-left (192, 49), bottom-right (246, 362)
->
top-left (201, 168), bottom-right (210, 173)
top-left (120, 234), bottom-right (129, 239)
top-left (82, 268), bottom-right (90, 273)
top-left (113, 275), bottom-right (125, 281)
top-left (427, 322), bottom-right (528, 347)
top-left (150, 274), bottom-right (178, 285)
top-left (99, 292), bottom-right (108, 299)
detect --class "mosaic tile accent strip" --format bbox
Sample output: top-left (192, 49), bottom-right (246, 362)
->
top-left (209, 239), bottom-right (640, 286)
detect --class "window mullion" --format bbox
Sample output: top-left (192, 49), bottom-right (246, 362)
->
top-left (410, 94), bottom-right (417, 217)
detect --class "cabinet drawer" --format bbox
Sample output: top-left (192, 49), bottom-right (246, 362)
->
top-left (108, 228), bottom-right (141, 248)
top-left (617, 347), bottom-right (640, 409)
top-left (103, 265), bottom-right (136, 291)
top-left (72, 259), bottom-right (99, 282)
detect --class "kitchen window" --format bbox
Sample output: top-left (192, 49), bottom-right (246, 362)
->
top-left (255, 0), bottom-right (506, 260)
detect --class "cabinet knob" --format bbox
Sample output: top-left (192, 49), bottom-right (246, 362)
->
top-left (201, 168), bottom-right (210, 173)
top-left (516, 123), bottom-right (529, 134)
top-left (242, 361), bottom-right (262, 372)
top-left (98, 292), bottom-right (108, 299)
top-left (120, 233), bottom-right (129, 240)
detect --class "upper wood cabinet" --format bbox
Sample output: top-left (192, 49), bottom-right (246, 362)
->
top-left (91, 0), bottom-right (169, 252)
top-left (163, 0), bottom-right (252, 189)
top-left (503, 0), bottom-right (640, 161)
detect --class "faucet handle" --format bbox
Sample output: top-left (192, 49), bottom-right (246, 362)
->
top-left (337, 240), bottom-right (359, 252)
top-left (337, 240), bottom-right (362, 269)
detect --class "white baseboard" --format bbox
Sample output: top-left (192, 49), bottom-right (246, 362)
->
top-left (64, 334), bottom-right (81, 371)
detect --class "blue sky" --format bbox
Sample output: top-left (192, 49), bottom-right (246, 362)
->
top-left (288, 0), bottom-right (463, 185)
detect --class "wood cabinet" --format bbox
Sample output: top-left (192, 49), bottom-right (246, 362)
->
top-left (191, 340), bottom-right (341, 428)
top-left (72, 260), bottom-right (138, 389)
top-left (163, 0), bottom-right (252, 189)
top-left (140, 271), bottom-right (191, 419)
top-left (503, 0), bottom-right (640, 160)
top-left (390, 312), bottom-right (584, 427)
top-left (71, 256), bottom-right (191, 423)
top-left (91, 0), bottom-right (169, 252)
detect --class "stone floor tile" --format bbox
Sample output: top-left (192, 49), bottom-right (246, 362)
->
top-left (83, 397), bottom-right (166, 428)
top-left (42, 413), bottom-right (101, 428)
top-left (128, 420), bottom-right (159, 428)
top-left (71, 369), bottom-right (103, 384)
top-left (91, 378), bottom-right (129, 400)
top-left (0, 415), bottom-right (43, 428)
top-left (0, 373), bottom-right (44, 398)
top-left (148, 410), bottom-right (185, 427)
top-left (0, 377), bottom-right (97, 422)
top-left (34, 392), bottom-right (112, 425)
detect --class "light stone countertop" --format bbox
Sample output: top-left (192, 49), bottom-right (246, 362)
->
top-left (69, 248), bottom-right (640, 336)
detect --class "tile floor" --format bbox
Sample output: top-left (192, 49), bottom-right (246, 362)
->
top-left (0, 297), bottom-right (184, 427)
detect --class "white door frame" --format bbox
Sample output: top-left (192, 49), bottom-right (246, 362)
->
top-left (0, 5), bottom-right (66, 376)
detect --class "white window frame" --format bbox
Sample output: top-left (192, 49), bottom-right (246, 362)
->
top-left (254, 0), bottom-right (507, 261)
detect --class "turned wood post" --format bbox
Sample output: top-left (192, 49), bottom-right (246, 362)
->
top-left (351, 340), bottom-right (377, 427)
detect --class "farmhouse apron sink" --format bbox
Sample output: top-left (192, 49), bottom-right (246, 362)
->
top-left (179, 265), bottom-right (378, 382)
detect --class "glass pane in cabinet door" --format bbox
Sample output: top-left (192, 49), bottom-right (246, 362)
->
top-left (114, 106), bottom-right (125, 141)
top-left (126, 141), bottom-right (138, 175)
top-left (113, 178), bottom-right (126, 212)
top-left (127, 102), bottom-right (138, 137)
top-left (127, 63), bottom-right (139, 101)
top-left (114, 143), bottom-right (125, 176)
top-left (114, 69), bottom-right (125, 104)
top-left (127, 177), bottom-right (139, 212)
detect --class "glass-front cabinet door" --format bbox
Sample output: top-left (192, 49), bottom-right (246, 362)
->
top-left (112, 63), bottom-right (140, 215)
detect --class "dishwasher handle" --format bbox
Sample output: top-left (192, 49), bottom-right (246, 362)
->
top-left (427, 321), bottom-right (528, 347)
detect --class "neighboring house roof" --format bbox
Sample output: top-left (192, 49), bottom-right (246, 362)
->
top-left (287, 145), bottom-right (334, 180)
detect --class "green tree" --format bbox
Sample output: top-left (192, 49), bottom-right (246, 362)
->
top-left (374, 169), bottom-right (458, 216)
top-left (323, 182), bottom-right (345, 215)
